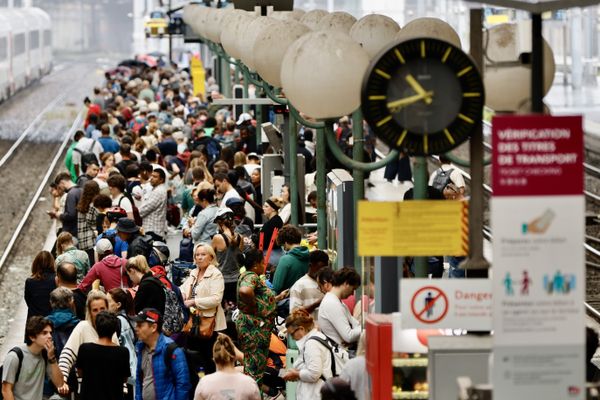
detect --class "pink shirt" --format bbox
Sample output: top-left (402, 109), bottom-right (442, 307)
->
top-left (194, 371), bottom-right (260, 400)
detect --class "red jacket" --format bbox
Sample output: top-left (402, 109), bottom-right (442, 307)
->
top-left (79, 254), bottom-right (129, 292)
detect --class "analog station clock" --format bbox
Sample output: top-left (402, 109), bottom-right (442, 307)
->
top-left (361, 38), bottom-right (485, 156)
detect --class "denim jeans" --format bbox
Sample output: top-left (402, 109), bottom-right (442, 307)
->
top-left (448, 256), bottom-right (466, 278)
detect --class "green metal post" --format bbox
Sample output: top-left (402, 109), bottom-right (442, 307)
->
top-left (234, 64), bottom-right (240, 85)
top-left (316, 127), bottom-right (327, 249)
top-left (256, 88), bottom-right (263, 152)
top-left (220, 56), bottom-right (231, 97)
top-left (352, 110), bottom-right (365, 302)
top-left (413, 156), bottom-right (429, 278)
top-left (243, 74), bottom-right (250, 113)
top-left (289, 113), bottom-right (299, 226)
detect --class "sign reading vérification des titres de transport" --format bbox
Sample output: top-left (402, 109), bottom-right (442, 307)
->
top-left (491, 115), bottom-right (584, 400)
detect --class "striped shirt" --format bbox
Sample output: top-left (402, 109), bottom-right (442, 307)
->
top-left (289, 274), bottom-right (323, 320)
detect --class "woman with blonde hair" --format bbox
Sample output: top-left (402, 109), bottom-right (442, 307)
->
top-left (57, 289), bottom-right (119, 396)
top-left (283, 309), bottom-right (335, 399)
top-left (233, 151), bottom-right (248, 169)
top-left (125, 255), bottom-right (165, 314)
top-left (180, 243), bottom-right (226, 374)
top-left (194, 334), bottom-right (260, 400)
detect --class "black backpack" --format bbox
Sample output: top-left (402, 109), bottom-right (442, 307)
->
top-left (129, 234), bottom-right (153, 260)
top-left (73, 140), bottom-right (100, 171)
top-left (0, 347), bottom-right (24, 399)
top-left (164, 342), bottom-right (203, 400)
top-left (0, 347), bottom-right (49, 399)
top-left (431, 167), bottom-right (454, 192)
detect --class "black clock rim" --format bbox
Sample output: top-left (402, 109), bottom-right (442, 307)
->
top-left (361, 37), bottom-right (485, 156)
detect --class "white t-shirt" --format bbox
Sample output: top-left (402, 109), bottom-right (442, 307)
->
top-left (113, 193), bottom-right (133, 214)
top-left (72, 137), bottom-right (104, 167)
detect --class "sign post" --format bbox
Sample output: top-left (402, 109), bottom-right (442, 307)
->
top-left (491, 115), bottom-right (585, 400)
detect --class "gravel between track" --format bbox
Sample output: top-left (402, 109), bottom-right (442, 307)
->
top-left (0, 58), bottom-right (105, 345)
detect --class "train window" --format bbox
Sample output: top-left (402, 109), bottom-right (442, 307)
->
top-left (13, 33), bottom-right (25, 56)
top-left (0, 37), bottom-right (6, 61)
top-left (29, 31), bottom-right (39, 50)
top-left (43, 30), bottom-right (51, 47)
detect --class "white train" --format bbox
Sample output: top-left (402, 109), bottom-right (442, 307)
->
top-left (0, 7), bottom-right (52, 101)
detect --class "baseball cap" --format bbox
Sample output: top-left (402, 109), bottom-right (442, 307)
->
top-left (95, 238), bottom-right (113, 256)
top-left (225, 197), bottom-right (244, 207)
top-left (214, 207), bottom-right (234, 221)
top-left (236, 112), bottom-right (252, 125)
top-left (133, 308), bottom-right (162, 324)
top-left (247, 152), bottom-right (260, 161)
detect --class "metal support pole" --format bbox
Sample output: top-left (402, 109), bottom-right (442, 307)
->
top-left (531, 13), bottom-right (544, 113)
top-left (256, 97), bottom-right (264, 153)
top-left (168, 0), bottom-right (172, 63)
top-left (243, 74), bottom-right (250, 113)
top-left (461, 7), bottom-right (490, 276)
top-left (220, 56), bottom-right (231, 97)
top-left (316, 127), bottom-right (327, 249)
top-left (234, 64), bottom-right (240, 85)
top-left (352, 110), bottom-right (365, 299)
top-left (413, 156), bottom-right (428, 278)
top-left (289, 113), bottom-right (299, 226)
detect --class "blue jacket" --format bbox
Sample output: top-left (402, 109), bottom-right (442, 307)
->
top-left (135, 333), bottom-right (191, 400)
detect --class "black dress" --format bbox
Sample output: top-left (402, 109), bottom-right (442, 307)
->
top-left (24, 272), bottom-right (56, 319)
top-left (260, 215), bottom-right (283, 251)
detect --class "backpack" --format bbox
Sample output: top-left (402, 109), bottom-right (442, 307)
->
top-left (0, 347), bottom-right (49, 399)
top-left (148, 270), bottom-right (186, 336)
top-left (307, 335), bottom-right (349, 379)
top-left (73, 140), bottom-right (99, 171)
top-left (118, 194), bottom-right (143, 226)
top-left (129, 234), bottom-right (154, 260)
top-left (0, 347), bottom-right (24, 398)
top-left (164, 342), bottom-right (203, 400)
top-left (431, 167), bottom-right (454, 192)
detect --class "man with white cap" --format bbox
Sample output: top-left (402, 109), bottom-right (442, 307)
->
top-left (78, 238), bottom-right (129, 292)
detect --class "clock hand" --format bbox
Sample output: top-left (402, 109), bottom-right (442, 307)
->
top-left (405, 74), bottom-right (433, 105)
top-left (387, 91), bottom-right (434, 111)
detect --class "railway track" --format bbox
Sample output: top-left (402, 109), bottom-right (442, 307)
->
top-left (0, 109), bottom-right (85, 273)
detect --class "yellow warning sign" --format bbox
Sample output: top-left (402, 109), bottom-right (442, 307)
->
top-left (357, 200), bottom-right (468, 257)
top-left (190, 57), bottom-right (206, 99)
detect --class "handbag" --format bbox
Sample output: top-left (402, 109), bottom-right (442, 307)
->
top-left (182, 273), bottom-right (217, 339)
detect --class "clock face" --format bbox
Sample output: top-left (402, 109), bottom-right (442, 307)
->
top-left (361, 38), bottom-right (485, 156)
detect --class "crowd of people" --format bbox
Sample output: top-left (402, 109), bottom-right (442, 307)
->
top-left (3, 58), bottom-right (370, 400)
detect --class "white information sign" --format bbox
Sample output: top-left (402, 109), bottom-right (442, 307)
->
top-left (491, 196), bottom-right (585, 399)
top-left (400, 279), bottom-right (492, 330)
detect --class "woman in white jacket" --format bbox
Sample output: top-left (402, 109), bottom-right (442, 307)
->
top-left (282, 309), bottom-right (333, 400)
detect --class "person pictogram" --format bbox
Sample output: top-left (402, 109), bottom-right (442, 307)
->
top-left (521, 270), bottom-right (530, 295)
top-left (503, 272), bottom-right (514, 296)
top-left (425, 292), bottom-right (434, 318)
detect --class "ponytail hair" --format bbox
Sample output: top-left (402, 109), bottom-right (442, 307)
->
top-left (212, 334), bottom-right (237, 366)
top-left (285, 308), bottom-right (314, 331)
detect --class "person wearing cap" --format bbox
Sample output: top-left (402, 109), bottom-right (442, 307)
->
top-left (133, 308), bottom-right (191, 400)
top-left (244, 152), bottom-right (261, 176)
top-left (138, 168), bottom-right (168, 242)
top-left (116, 218), bottom-right (146, 259)
top-left (212, 207), bottom-right (242, 304)
top-left (225, 197), bottom-right (254, 230)
top-left (78, 238), bottom-right (129, 293)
